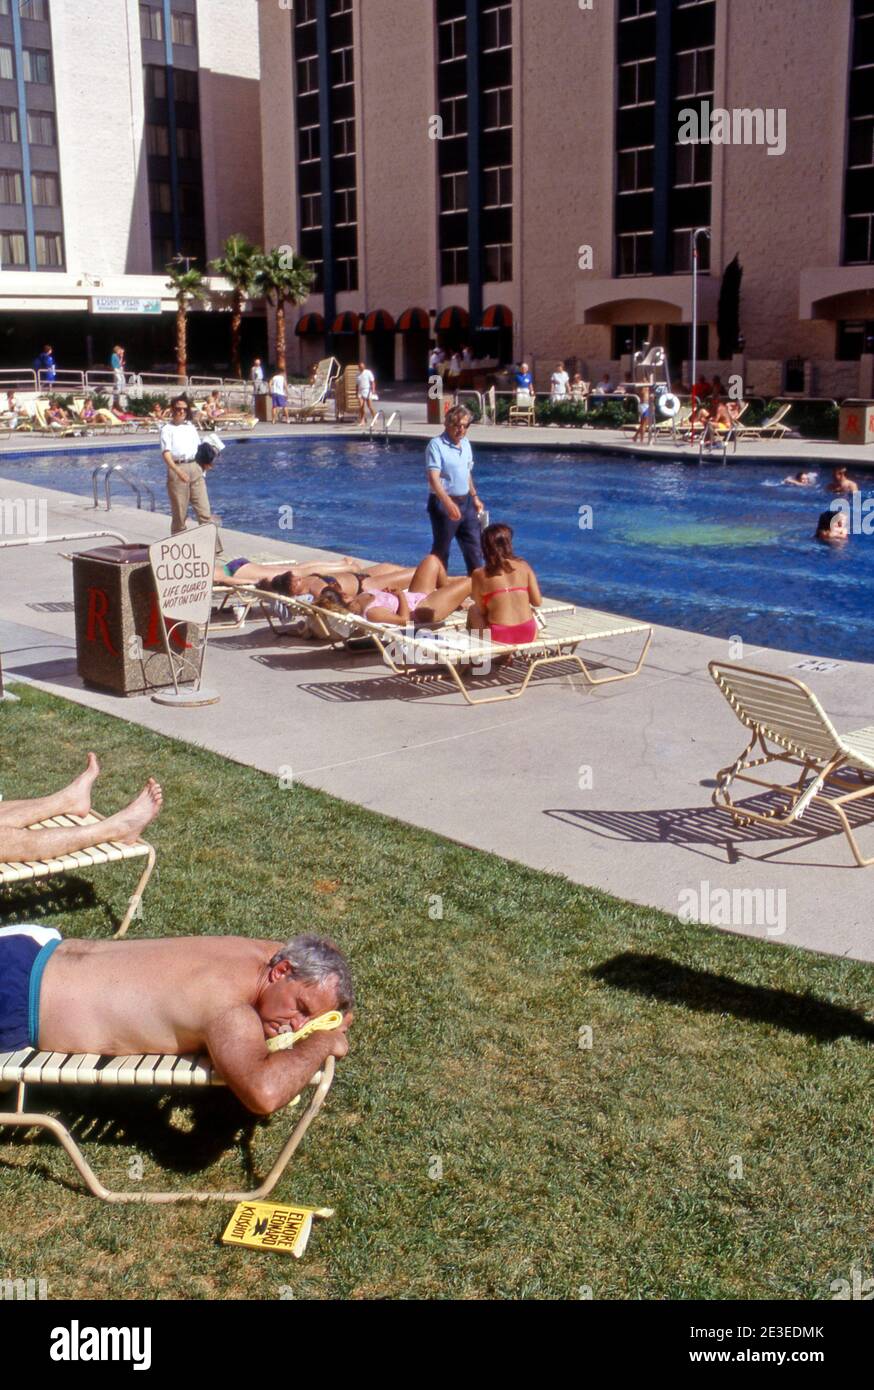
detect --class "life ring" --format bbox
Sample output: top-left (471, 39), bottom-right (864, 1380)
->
top-left (658, 393), bottom-right (681, 418)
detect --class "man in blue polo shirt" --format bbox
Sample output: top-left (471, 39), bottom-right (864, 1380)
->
top-left (426, 404), bottom-right (485, 574)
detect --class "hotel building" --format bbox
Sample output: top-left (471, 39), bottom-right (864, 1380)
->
top-left (258, 0), bottom-right (874, 397)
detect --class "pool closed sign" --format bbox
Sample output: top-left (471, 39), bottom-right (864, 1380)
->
top-left (148, 525), bottom-right (217, 628)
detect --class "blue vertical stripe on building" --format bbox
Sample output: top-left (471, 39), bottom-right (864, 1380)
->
top-left (161, 0), bottom-right (182, 255)
top-left (652, 0), bottom-right (674, 276)
top-left (316, 0), bottom-right (336, 345)
top-left (465, 0), bottom-right (483, 330)
top-left (10, 0), bottom-right (37, 270)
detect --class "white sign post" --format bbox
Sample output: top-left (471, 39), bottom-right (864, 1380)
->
top-left (148, 524), bottom-right (220, 707)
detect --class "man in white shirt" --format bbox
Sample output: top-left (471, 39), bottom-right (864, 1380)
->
top-left (269, 369), bottom-right (289, 422)
top-left (160, 397), bottom-right (222, 552)
top-left (250, 358), bottom-right (265, 394)
top-left (550, 360), bottom-right (570, 401)
top-left (356, 361), bottom-right (376, 425)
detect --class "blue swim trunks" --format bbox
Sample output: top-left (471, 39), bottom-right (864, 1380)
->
top-left (0, 925), bottom-right (63, 1051)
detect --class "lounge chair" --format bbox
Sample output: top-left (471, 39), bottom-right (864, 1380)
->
top-left (311, 601), bottom-right (653, 704)
top-left (508, 391), bottom-right (536, 427)
top-left (709, 661), bottom-right (874, 866)
top-left (0, 812), bottom-right (156, 937)
top-left (733, 402), bottom-right (793, 441)
top-left (0, 1048), bottom-right (334, 1203)
top-left (286, 358), bottom-right (341, 423)
top-left (32, 400), bottom-right (85, 437)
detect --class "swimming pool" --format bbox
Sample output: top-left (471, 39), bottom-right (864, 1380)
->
top-left (2, 438), bottom-right (873, 663)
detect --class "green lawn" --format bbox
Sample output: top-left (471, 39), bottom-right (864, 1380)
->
top-left (1, 684), bottom-right (872, 1300)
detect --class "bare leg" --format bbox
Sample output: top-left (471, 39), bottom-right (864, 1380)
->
top-left (0, 779), bottom-right (163, 860)
top-left (409, 554), bottom-right (448, 592)
top-left (466, 603), bottom-right (487, 632)
top-left (414, 576), bottom-right (472, 625)
top-left (0, 752), bottom-right (100, 829)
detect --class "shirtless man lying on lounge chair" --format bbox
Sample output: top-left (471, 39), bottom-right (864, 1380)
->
top-left (0, 753), bottom-right (162, 864)
top-left (0, 929), bottom-right (353, 1116)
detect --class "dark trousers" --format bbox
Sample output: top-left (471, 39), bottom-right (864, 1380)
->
top-left (428, 492), bottom-right (484, 574)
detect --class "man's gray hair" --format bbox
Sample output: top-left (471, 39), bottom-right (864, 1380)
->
top-left (445, 404), bottom-right (472, 427)
top-left (269, 934), bottom-right (354, 1010)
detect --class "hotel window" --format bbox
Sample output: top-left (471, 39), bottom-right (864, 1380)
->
top-left (335, 188), bottom-right (357, 226)
top-left (140, 5), bottom-right (163, 41)
top-left (335, 256), bottom-right (357, 291)
top-left (849, 115), bottom-right (874, 166)
top-left (26, 111), bottom-right (55, 145)
top-left (297, 0), bottom-right (316, 22)
top-left (0, 47), bottom-right (13, 81)
top-left (331, 46), bottom-right (354, 87)
top-left (35, 231), bottom-right (63, 267)
top-left (145, 65), bottom-right (167, 101)
top-left (0, 231), bottom-right (26, 265)
top-left (618, 230), bottom-right (653, 276)
top-left (483, 165), bottom-right (512, 208)
top-left (837, 318), bottom-right (874, 358)
top-left (22, 49), bottom-right (51, 84)
top-left (441, 246), bottom-right (468, 284)
top-left (846, 212), bottom-right (874, 263)
top-left (483, 86), bottom-right (512, 131)
top-left (440, 95), bottom-right (468, 138)
top-left (31, 170), bottom-right (59, 206)
top-left (179, 182), bottom-right (202, 216)
top-left (675, 47), bottom-right (714, 98)
top-left (0, 170), bottom-right (22, 204)
top-left (176, 125), bottom-right (200, 158)
top-left (619, 0), bottom-right (656, 16)
top-left (673, 141), bottom-right (711, 186)
top-left (330, 0), bottom-right (352, 12)
top-left (672, 227), bottom-right (711, 272)
top-left (301, 192), bottom-right (322, 229)
top-left (0, 108), bottom-right (18, 143)
top-left (174, 68), bottom-right (198, 103)
top-left (481, 4), bottom-right (511, 52)
top-left (150, 180), bottom-right (172, 212)
top-left (843, 0), bottom-right (874, 263)
top-left (619, 58), bottom-right (655, 108)
top-left (146, 122), bottom-right (170, 156)
top-left (152, 235), bottom-right (175, 267)
top-left (309, 258), bottom-right (324, 293)
top-left (484, 242), bottom-right (513, 281)
top-left (441, 171), bottom-right (468, 213)
top-left (618, 146), bottom-right (655, 193)
top-left (171, 13), bottom-right (196, 47)
top-left (438, 17), bottom-right (466, 63)
top-left (20, 0), bottom-right (49, 17)
top-left (297, 56), bottom-right (318, 96)
top-left (299, 124), bottom-right (320, 163)
top-left (333, 116), bottom-right (355, 156)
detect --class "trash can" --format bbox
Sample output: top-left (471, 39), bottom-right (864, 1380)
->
top-left (254, 392), bottom-right (273, 423)
top-left (73, 545), bottom-right (191, 696)
top-left (838, 402), bottom-right (874, 445)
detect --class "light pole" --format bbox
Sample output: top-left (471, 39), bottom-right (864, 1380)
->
top-left (690, 226), bottom-right (710, 438)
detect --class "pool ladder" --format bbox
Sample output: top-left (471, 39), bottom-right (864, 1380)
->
top-left (368, 410), bottom-right (402, 440)
top-left (92, 462), bottom-right (156, 512)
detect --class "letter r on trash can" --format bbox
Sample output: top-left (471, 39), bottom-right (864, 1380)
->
top-left (85, 587), bottom-right (117, 655)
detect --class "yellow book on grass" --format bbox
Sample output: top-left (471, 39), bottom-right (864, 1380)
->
top-left (222, 1201), bottom-right (334, 1257)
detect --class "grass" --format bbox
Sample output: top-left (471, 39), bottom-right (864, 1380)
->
top-left (1, 684), bottom-right (872, 1301)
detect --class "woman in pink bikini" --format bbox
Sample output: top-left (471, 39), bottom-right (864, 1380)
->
top-left (467, 522), bottom-right (542, 645)
top-left (316, 554), bottom-right (471, 626)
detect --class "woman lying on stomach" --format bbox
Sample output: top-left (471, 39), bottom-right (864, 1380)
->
top-left (467, 522), bottom-right (543, 645)
top-left (316, 554), bottom-right (471, 627)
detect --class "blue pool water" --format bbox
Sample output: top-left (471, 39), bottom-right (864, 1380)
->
top-left (2, 438), bottom-right (873, 662)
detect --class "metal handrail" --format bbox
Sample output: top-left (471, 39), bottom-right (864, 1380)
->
top-left (92, 463), bottom-right (156, 513)
top-left (0, 528), bottom-right (129, 551)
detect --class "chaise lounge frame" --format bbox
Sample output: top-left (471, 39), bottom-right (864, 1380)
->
top-left (0, 1048), bottom-right (334, 1203)
top-left (709, 661), bottom-right (874, 866)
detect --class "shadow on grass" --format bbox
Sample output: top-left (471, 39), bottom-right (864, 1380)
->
top-left (0, 877), bottom-right (100, 927)
top-left (592, 953), bottom-right (874, 1043)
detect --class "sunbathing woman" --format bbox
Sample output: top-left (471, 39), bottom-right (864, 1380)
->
top-left (467, 522), bottom-right (542, 644)
top-left (214, 557), bottom-right (418, 602)
top-left (315, 555), bottom-right (471, 627)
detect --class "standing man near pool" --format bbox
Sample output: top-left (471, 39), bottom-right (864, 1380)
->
top-left (160, 396), bottom-right (223, 553)
top-left (426, 404), bottom-right (485, 574)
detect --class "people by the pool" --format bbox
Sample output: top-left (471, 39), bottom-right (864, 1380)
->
top-left (215, 556), bottom-right (423, 603)
top-left (315, 555), bottom-right (472, 627)
top-left (783, 470), bottom-right (816, 486)
top-left (467, 523), bottom-right (543, 646)
top-left (828, 466), bottom-right (858, 495)
top-left (815, 508), bottom-right (849, 543)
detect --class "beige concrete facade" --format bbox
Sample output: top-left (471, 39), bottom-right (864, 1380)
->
top-left (258, 0), bottom-right (874, 393)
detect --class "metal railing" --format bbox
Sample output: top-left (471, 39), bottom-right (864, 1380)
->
top-left (367, 410), bottom-right (403, 439)
top-left (92, 463), bottom-right (156, 513)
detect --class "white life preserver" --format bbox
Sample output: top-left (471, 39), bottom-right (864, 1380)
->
top-left (658, 393), bottom-right (681, 418)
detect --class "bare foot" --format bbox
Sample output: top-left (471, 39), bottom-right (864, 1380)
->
top-left (67, 752), bottom-right (100, 817)
top-left (109, 779), bottom-right (164, 844)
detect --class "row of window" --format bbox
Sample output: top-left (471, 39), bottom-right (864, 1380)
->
top-left (146, 121), bottom-right (201, 158)
top-left (618, 46), bottom-right (714, 109)
top-left (0, 167), bottom-right (57, 204)
top-left (139, 5), bottom-right (196, 47)
top-left (0, 105), bottom-right (53, 144)
top-left (618, 141), bottom-right (711, 193)
top-left (441, 243), bottom-right (512, 285)
top-left (145, 64), bottom-right (199, 104)
top-left (0, 0), bottom-right (48, 19)
top-left (0, 229), bottom-right (62, 266)
top-left (299, 116), bottom-right (356, 162)
top-left (441, 165), bottom-right (512, 211)
top-left (438, 4), bottom-right (511, 64)
top-left (0, 44), bottom-right (51, 84)
top-left (617, 228), bottom-right (712, 277)
top-left (294, 0), bottom-right (352, 20)
top-left (149, 178), bottom-right (202, 216)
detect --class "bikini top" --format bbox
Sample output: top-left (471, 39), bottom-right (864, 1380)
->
top-left (480, 586), bottom-right (528, 609)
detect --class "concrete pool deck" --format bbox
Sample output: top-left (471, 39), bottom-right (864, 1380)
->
top-left (1, 476), bottom-right (872, 965)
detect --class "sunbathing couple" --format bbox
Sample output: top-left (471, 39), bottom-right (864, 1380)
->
top-left (216, 524), bottom-right (543, 644)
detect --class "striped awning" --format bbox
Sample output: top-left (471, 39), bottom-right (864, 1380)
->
top-left (436, 305), bottom-right (470, 332)
top-left (362, 309), bottom-right (396, 334)
top-left (397, 306), bottom-right (430, 333)
top-left (332, 311), bottom-right (361, 334)
top-left (295, 312), bottom-right (325, 337)
top-left (481, 304), bottom-right (513, 329)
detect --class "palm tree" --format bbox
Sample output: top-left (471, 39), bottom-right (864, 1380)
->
top-left (253, 250), bottom-right (314, 374)
top-left (209, 234), bottom-right (261, 378)
top-left (165, 262), bottom-right (208, 382)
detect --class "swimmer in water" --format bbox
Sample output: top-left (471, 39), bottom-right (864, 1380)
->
top-left (815, 508), bottom-right (849, 543)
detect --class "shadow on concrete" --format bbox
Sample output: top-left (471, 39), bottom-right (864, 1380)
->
top-left (592, 953), bottom-right (874, 1044)
top-left (272, 656), bottom-right (606, 704)
top-left (6, 657), bottom-right (79, 683)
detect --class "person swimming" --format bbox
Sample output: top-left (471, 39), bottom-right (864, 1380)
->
top-left (815, 508), bottom-right (849, 543)
top-left (783, 470), bottom-right (816, 486)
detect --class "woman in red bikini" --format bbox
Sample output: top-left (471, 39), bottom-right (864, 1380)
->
top-left (467, 522), bottom-right (543, 645)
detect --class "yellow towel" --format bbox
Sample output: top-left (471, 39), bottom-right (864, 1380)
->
top-left (265, 1010), bottom-right (343, 1053)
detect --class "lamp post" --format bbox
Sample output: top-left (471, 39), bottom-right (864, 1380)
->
top-left (690, 225), bottom-right (710, 439)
